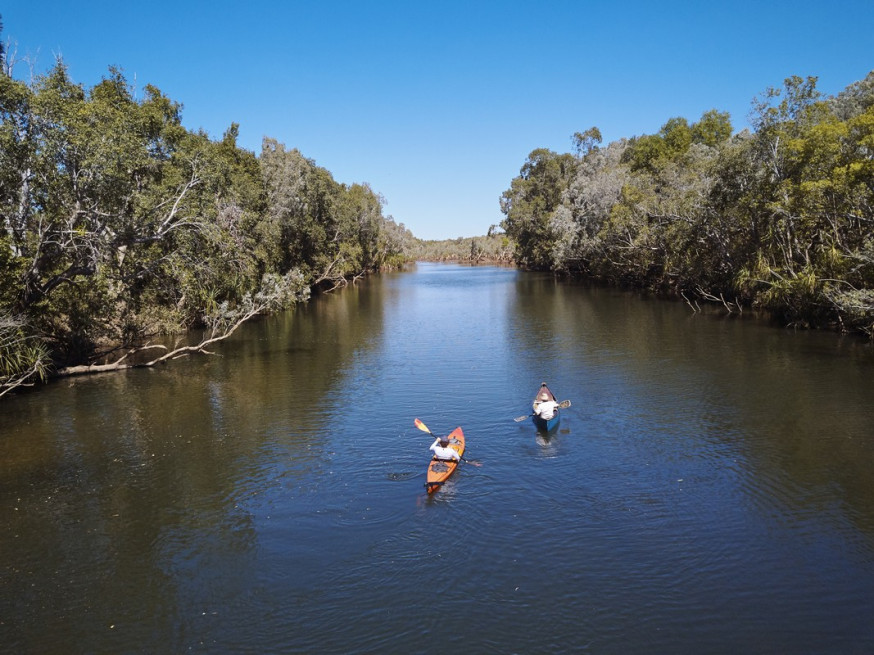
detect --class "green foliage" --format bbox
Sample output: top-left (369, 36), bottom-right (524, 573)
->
top-left (623, 133), bottom-right (670, 172)
top-left (500, 148), bottom-right (577, 269)
top-left (622, 112), bottom-right (726, 173)
top-left (203, 270), bottom-right (310, 336)
top-left (692, 109), bottom-right (733, 147)
top-left (0, 59), bottom-right (411, 389)
top-left (572, 127), bottom-right (602, 157)
top-left (501, 71), bottom-right (874, 337)
top-left (661, 117), bottom-right (693, 154)
top-left (621, 109), bottom-right (734, 176)
top-left (0, 313), bottom-right (48, 388)
top-left (410, 233), bottom-right (514, 263)
top-left (259, 138), bottom-right (405, 288)
top-left (831, 71), bottom-right (874, 120)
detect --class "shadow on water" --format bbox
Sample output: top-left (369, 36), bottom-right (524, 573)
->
top-left (0, 280), bottom-right (393, 653)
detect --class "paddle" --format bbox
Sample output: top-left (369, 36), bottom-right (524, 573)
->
top-left (414, 418), bottom-right (481, 466)
top-left (513, 399), bottom-right (572, 422)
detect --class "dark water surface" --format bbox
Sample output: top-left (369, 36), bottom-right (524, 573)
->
top-left (2, 262), bottom-right (874, 653)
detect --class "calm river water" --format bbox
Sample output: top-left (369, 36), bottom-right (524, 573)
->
top-left (2, 262), bottom-right (874, 653)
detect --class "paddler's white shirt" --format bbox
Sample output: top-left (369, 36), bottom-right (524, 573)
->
top-left (430, 438), bottom-right (460, 461)
top-left (535, 400), bottom-right (559, 420)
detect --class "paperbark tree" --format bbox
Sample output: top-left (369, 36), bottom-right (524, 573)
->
top-left (0, 62), bottom-right (283, 377)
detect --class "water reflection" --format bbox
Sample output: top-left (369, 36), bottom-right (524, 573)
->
top-left (2, 264), bottom-right (874, 652)
top-left (0, 281), bottom-right (391, 652)
top-left (509, 274), bottom-right (874, 541)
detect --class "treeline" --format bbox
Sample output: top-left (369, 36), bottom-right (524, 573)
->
top-left (0, 56), bottom-right (412, 395)
top-left (411, 229), bottom-right (514, 263)
top-left (501, 73), bottom-right (874, 337)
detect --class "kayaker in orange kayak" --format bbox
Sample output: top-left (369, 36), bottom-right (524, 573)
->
top-left (429, 434), bottom-right (461, 461)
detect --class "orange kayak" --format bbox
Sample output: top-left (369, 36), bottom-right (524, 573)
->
top-left (425, 427), bottom-right (465, 494)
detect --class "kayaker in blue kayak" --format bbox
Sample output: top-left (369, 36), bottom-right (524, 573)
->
top-left (429, 435), bottom-right (461, 462)
top-left (534, 392), bottom-right (559, 421)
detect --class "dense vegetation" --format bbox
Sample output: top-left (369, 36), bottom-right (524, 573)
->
top-left (0, 48), bottom-right (411, 395)
top-left (501, 73), bottom-right (874, 337)
top-left (411, 228), bottom-right (514, 264)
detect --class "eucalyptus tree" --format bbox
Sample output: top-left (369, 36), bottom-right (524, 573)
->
top-left (0, 62), bottom-right (307, 388)
top-left (830, 71), bottom-right (874, 121)
top-left (260, 138), bottom-right (339, 280)
top-left (572, 126), bottom-right (602, 157)
top-left (500, 148), bottom-right (577, 269)
top-left (500, 72), bottom-right (874, 336)
top-left (0, 35), bottom-right (48, 392)
top-left (260, 137), bottom-right (405, 289)
top-left (375, 215), bottom-right (415, 269)
top-left (588, 110), bottom-right (733, 290)
top-left (550, 137), bottom-right (628, 274)
top-left (729, 74), bottom-right (874, 329)
top-left (0, 63), bottom-right (195, 339)
top-left (692, 109), bottom-right (732, 147)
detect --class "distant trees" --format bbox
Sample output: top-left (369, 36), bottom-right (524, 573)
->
top-left (260, 138), bottom-right (410, 289)
top-left (411, 232), bottom-right (514, 263)
top-left (501, 72), bottom-right (874, 337)
top-left (0, 58), bottom-right (409, 395)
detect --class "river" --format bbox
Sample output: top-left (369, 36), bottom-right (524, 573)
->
top-left (2, 262), bottom-right (874, 653)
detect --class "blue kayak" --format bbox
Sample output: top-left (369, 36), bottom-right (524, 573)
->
top-left (532, 382), bottom-right (560, 431)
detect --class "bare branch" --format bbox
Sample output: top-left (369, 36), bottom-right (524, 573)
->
top-left (695, 286), bottom-right (738, 313)
top-left (681, 291), bottom-right (700, 313)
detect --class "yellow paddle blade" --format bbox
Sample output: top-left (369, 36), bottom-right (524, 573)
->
top-left (414, 418), bottom-right (432, 434)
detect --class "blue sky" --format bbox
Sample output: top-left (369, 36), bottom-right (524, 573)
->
top-left (4, 1), bottom-right (873, 240)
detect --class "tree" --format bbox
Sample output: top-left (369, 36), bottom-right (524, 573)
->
top-left (500, 148), bottom-right (576, 269)
top-left (552, 139), bottom-right (628, 273)
top-left (661, 117), bottom-right (693, 155)
top-left (692, 109), bottom-right (732, 147)
top-left (572, 127), bottom-right (602, 157)
top-left (831, 71), bottom-right (874, 121)
top-left (55, 270), bottom-right (309, 377)
top-left (259, 137), bottom-right (404, 290)
top-left (0, 50), bottom-right (414, 395)
top-left (498, 71), bottom-right (874, 336)
top-left (0, 62), bottom-right (305, 376)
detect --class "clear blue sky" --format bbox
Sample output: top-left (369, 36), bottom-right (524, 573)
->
top-left (4, 1), bottom-right (873, 240)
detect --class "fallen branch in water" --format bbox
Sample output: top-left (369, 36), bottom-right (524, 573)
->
top-left (55, 271), bottom-right (309, 378)
top-left (681, 291), bottom-right (700, 313)
top-left (55, 310), bottom-right (255, 377)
